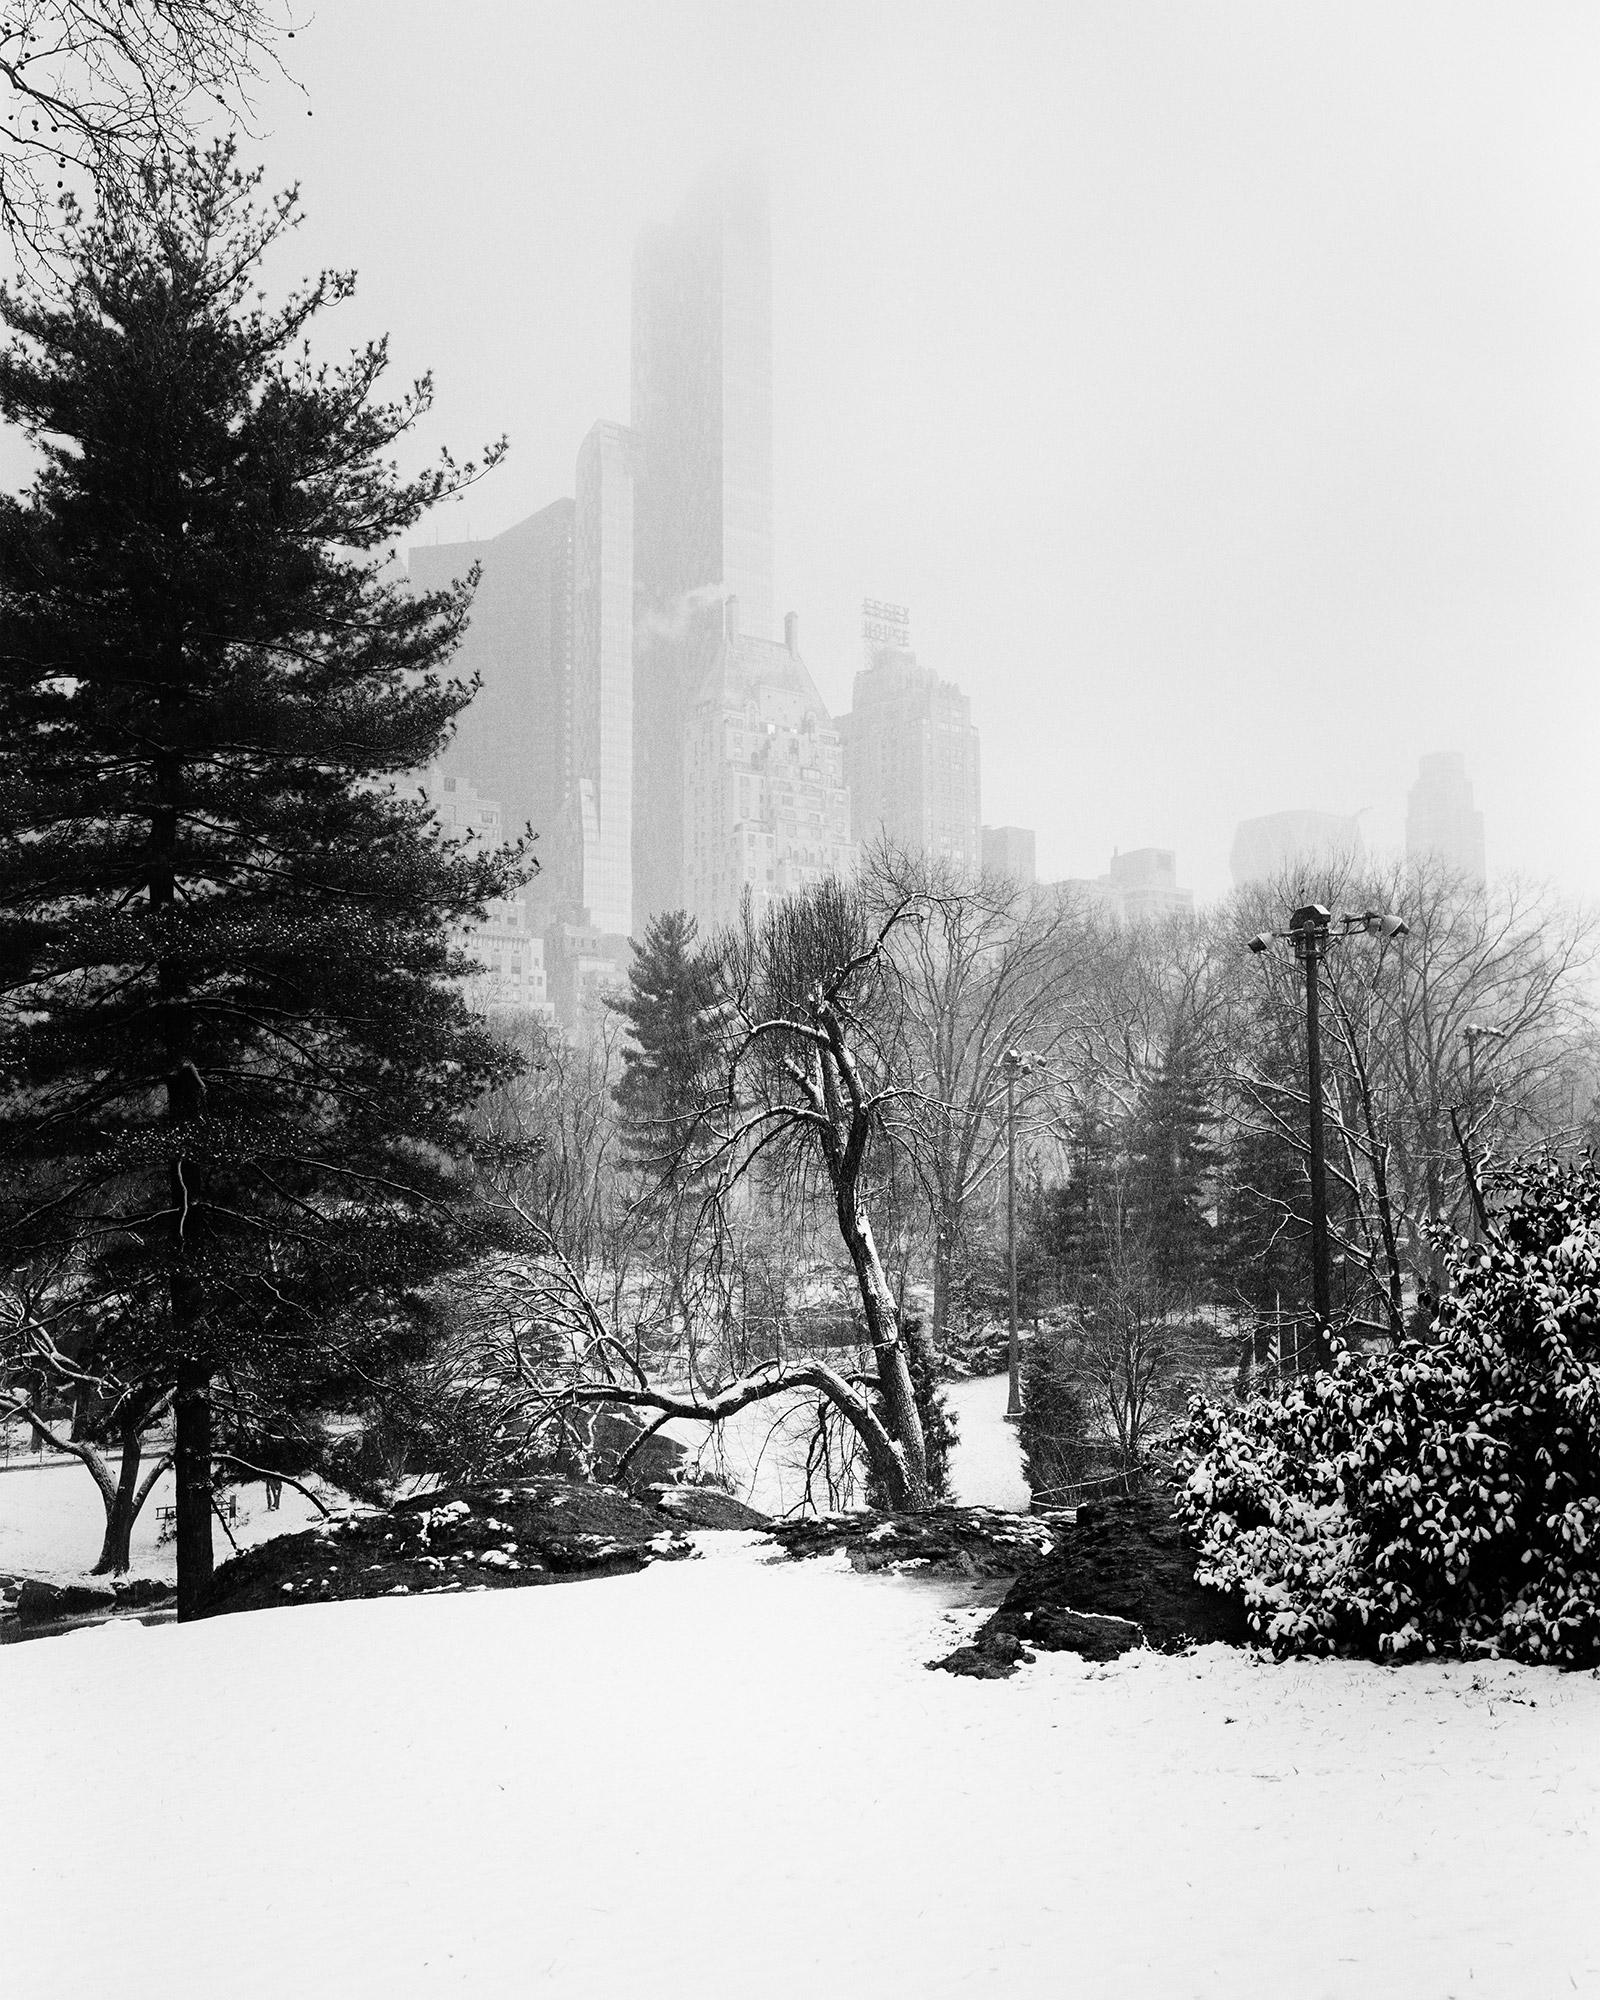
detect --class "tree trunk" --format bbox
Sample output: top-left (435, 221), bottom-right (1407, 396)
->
top-left (91, 1426), bottom-right (145, 1575)
top-left (840, 1201), bottom-right (930, 1510)
top-left (174, 1361), bottom-right (213, 1620)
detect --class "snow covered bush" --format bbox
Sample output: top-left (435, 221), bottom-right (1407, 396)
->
top-left (1176, 1153), bottom-right (1600, 1666)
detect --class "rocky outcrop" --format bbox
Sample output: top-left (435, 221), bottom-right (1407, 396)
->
top-left (935, 1491), bottom-right (1248, 1677)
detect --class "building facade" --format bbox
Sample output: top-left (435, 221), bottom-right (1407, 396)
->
top-left (631, 162), bottom-right (775, 926)
top-left (684, 600), bottom-right (855, 933)
top-left (400, 766), bottom-right (551, 1018)
top-left (841, 604), bottom-right (981, 874)
top-left (1230, 810), bottom-right (1365, 887)
top-left (1406, 751), bottom-right (1486, 886)
top-left (1057, 848), bottom-right (1194, 923)
top-left (572, 420), bottom-right (636, 936)
top-left (982, 824), bottom-right (1036, 886)
top-left (408, 501), bottom-right (574, 921)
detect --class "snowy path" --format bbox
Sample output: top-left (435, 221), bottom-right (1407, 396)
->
top-left (4, 1536), bottom-right (1596, 1999)
top-left (945, 1370), bottom-right (1031, 1510)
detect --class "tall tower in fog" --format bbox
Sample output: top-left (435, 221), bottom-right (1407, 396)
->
top-left (572, 421), bottom-right (635, 937)
top-left (631, 162), bottom-right (774, 926)
top-left (1406, 751), bottom-right (1486, 887)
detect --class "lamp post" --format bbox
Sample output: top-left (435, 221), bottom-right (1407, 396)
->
top-left (1002, 1047), bottom-right (1032, 1421)
top-left (1247, 906), bottom-right (1408, 1373)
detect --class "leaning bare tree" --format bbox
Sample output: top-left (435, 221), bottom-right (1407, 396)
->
top-left (478, 882), bottom-right (942, 1511)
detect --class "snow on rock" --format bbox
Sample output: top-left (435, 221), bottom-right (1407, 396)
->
top-left (3, 1536), bottom-right (1596, 1999)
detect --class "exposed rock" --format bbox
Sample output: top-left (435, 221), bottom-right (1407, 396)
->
top-left (770, 1505), bottom-right (1054, 1578)
top-left (200, 1475), bottom-right (696, 1620)
top-left (649, 1485), bottom-right (770, 1531)
top-left (934, 1490), bottom-right (1247, 1678)
top-left (16, 1579), bottom-right (118, 1624)
top-left (112, 1577), bottom-right (173, 1608)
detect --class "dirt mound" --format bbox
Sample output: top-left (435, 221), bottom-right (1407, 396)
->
top-left (200, 1476), bottom-right (697, 1619)
top-left (937, 1491), bottom-right (1249, 1677)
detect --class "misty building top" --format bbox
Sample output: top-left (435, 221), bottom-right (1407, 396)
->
top-left (696, 596), bottom-right (830, 721)
top-left (1406, 750), bottom-right (1485, 886)
top-left (1230, 809), bottom-right (1364, 887)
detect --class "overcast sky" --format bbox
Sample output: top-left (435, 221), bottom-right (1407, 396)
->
top-left (9, 2), bottom-right (1600, 904)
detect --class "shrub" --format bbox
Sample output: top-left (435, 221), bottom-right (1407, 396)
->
top-left (1176, 1153), bottom-right (1600, 1666)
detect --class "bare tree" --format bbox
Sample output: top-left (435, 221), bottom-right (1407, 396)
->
top-left (1, 2), bottom-right (295, 254)
top-left (1226, 858), bottom-right (1597, 1336)
top-left (466, 883), bottom-right (941, 1511)
top-left (0, 1255), bottom-right (174, 1570)
top-left (863, 842), bottom-right (1086, 1357)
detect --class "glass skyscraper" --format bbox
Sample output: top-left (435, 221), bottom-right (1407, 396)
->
top-left (631, 161), bottom-right (774, 926)
top-left (573, 421), bottom-right (636, 937)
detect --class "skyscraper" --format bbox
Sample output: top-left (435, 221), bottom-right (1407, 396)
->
top-left (408, 499), bottom-right (574, 916)
top-left (841, 601), bottom-right (982, 874)
top-left (981, 826), bottom-right (1037, 886)
top-left (1229, 809), bottom-right (1365, 887)
top-left (1406, 751), bottom-right (1486, 886)
top-left (572, 421), bottom-right (636, 936)
top-left (631, 162), bottom-right (774, 925)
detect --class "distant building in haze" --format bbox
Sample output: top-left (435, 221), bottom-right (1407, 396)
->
top-left (407, 501), bottom-right (574, 920)
top-left (632, 161), bottom-right (774, 926)
top-left (1406, 752), bottom-right (1485, 886)
top-left (841, 601), bottom-right (981, 875)
top-left (1230, 810), bottom-right (1365, 887)
top-left (572, 420), bottom-right (636, 937)
top-left (982, 825), bottom-right (1036, 887)
top-left (400, 766), bottom-right (550, 1018)
top-left (1057, 847), bottom-right (1193, 923)
top-left (683, 599), bottom-right (855, 933)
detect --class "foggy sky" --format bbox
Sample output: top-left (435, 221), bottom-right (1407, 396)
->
top-left (7, 2), bottom-right (1600, 904)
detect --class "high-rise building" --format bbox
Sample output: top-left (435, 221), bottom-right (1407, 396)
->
top-left (408, 500), bottom-right (574, 917)
top-left (572, 421), bottom-right (636, 936)
top-left (398, 766), bottom-right (551, 1018)
top-left (683, 600), bottom-right (855, 933)
top-left (841, 601), bottom-right (981, 874)
top-left (1057, 848), bottom-right (1193, 923)
top-left (1230, 810), bottom-right (1365, 887)
top-left (631, 162), bottom-right (774, 925)
top-left (982, 825), bottom-right (1036, 887)
top-left (1406, 752), bottom-right (1486, 886)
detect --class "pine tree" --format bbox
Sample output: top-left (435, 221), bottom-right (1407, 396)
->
top-left (1125, 1025), bottom-right (1219, 1298)
top-left (613, 910), bottom-right (715, 1174)
top-left (0, 148), bottom-right (520, 1616)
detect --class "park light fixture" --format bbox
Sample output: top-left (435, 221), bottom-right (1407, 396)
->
top-left (1000, 1048), bottom-right (1034, 1422)
top-left (1245, 900), bottom-right (1408, 1371)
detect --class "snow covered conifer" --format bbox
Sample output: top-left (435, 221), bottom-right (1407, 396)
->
top-left (0, 146), bottom-right (521, 1615)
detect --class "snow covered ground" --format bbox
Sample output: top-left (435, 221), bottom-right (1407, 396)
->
top-left (4, 1533), bottom-right (1596, 1999)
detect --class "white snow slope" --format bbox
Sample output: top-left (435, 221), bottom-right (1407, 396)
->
top-left (5, 1535), bottom-right (1597, 2000)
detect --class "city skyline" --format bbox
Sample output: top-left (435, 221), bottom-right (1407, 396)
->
top-left (4, 4), bottom-right (1594, 905)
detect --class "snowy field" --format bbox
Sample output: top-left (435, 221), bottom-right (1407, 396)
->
top-left (4, 1532), bottom-right (1597, 1999)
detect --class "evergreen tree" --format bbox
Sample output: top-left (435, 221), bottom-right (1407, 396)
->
top-left (1125, 1025), bottom-right (1219, 1297)
top-left (0, 148), bottom-right (519, 1616)
top-left (613, 910), bottom-right (715, 1174)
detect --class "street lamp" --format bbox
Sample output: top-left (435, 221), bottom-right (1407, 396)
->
top-left (1246, 905), bottom-right (1408, 1372)
top-left (1001, 1048), bottom-right (1033, 1421)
